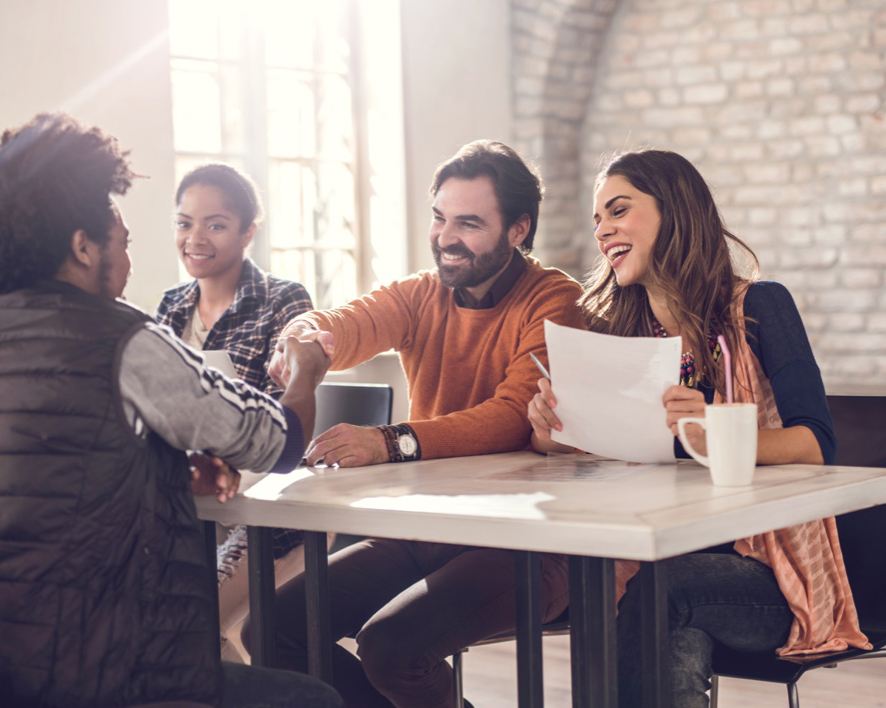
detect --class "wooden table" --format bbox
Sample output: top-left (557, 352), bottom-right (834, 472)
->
top-left (197, 452), bottom-right (886, 707)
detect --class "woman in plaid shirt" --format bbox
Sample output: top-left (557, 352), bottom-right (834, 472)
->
top-left (156, 163), bottom-right (313, 661)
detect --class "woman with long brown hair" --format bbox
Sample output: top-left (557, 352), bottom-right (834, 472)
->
top-left (529, 150), bottom-right (868, 707)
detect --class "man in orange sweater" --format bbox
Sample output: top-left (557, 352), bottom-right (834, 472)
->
top-left (256, 140), bottom-right (585, 708)
top-left (271, 139), bottom-right (585, 468)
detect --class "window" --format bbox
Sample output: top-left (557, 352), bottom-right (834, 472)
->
top-left (168, 0), bottom-right (406, 308)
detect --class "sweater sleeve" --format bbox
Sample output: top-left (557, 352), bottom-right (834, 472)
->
top-left (744, 281), bottom-right (836, 464)
top-left (407, 275), bottom-right (586, 459)
top-left (281, 275), bottom-right (429, 371)
top-left (118, 323), bottom-right (305, 473)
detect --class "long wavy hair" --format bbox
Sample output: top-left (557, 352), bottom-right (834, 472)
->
top-left (579, 149), bottom-right (759, 397)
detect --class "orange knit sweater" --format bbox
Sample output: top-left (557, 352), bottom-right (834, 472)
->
top-left (282, 258), bottom-right (585, 459)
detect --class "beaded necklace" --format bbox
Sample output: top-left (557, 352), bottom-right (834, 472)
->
top-left (651, 317), bottom-right (722, 388)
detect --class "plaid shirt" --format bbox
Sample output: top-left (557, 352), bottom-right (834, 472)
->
top-left (156, 258), bottom-right (313, 563)
top-left (155, 258), bottom-right (312, 396)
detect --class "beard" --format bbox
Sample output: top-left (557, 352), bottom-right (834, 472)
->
top-left (433, 229), bottom-right (513, 289)
top-left (98, 246), bottom-right (128, 299)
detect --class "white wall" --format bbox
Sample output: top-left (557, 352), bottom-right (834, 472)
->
top-left (399, 0), bottom-right (514, 273)
top-left (0, 0), bottom-right (179, 311)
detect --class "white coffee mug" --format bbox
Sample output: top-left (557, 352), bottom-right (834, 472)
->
top-left (676, 403), bottom-right (759, 487)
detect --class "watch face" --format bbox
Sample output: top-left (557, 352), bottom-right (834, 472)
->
top-left (398, 433), bottom-right (417, 457)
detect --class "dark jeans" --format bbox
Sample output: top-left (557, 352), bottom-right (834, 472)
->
top-left (242, 538), bottom-right (569, 708)
top-left (616, 553), bottom-right (794, 708)
top-left (221, 661), bottom-right (343, 708)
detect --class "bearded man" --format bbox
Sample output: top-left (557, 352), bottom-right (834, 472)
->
top-left (244, 140), bottom-right (585, 708)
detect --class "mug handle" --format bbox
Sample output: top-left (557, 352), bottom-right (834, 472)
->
top-left (677, 417), bottom-right (709, 467)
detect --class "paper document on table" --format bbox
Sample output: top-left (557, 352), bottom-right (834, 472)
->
top-left (544, 320), bottom-right (682, 463)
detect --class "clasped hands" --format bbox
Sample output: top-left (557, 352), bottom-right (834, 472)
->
top-left (267, 324), bottom-right (388, 468)
top-left (189, 452), bottom-right (240, 504)
top-left (528, 379), bottom-right (708, 455)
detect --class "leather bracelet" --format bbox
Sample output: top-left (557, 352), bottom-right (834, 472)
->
top-left (379, 425), bottom-right (401, 462)
top-left (378, 424), bottom-right (421, 463)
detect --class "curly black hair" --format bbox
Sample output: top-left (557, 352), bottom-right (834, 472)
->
top-left (0, 113), bottom-right (136, 293)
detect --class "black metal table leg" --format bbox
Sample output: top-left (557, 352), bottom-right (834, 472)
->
top-left (304, 530), bottom-right (333, 682)
top-left (203, 520), bottom-right (221, 659)
top-left (247, 525), bottom-right (277, 667)
top-left (640, 561), bottom-right (668, 708)
top-left (569, 556), bottom-right (617, 708)
top-left (515, 550), bottom-right (544, 708)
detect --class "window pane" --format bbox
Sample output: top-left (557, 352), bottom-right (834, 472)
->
top-left (316, 161), bottom-right (356, 249)
top-left (316, 73), bottom-right (354, 162)
top-left (168, 0), bottom-right (377, 311)
top-left (315, 248), bottom-right (357, 306)
top-left (271, 248), bottom-right (315, 297)
top-left (171, 62), bottom-right (222, 153)
top-left (264, 0), bottom-right (315, 68)
top-left (218, 63), bottom-right (247, 155)
top-left (269, 160), bottom-right (317, 248)
top-left (316, 2), bottom-right (350, 74)
top-left (216, 0), bottom-right (247, 62)
top-left (168, 0), bottom-right (220, 59)
top-left (269, 247), bottom-right (360, 307)
top-left (267, 69), bottom-right (316, 158)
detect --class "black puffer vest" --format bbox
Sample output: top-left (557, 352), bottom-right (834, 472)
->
top-left (0, 282), bottom-right (221, 708)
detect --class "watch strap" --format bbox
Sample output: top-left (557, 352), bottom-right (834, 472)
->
top-left (379, 423), bottom-right (421, 463)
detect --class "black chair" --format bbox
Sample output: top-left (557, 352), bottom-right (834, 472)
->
top-left (315, 382), bottom-right (394, 558)
top-left (710, 394), bottom-right (886, 708)
top-left (315, 382), bottom-right (394, 434)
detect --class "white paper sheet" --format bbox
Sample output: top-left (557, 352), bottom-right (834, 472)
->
top-left (545, 320), bottom-right (682, 463)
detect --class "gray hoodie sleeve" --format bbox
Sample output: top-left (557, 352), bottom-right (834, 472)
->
top-left (118, 322), bottom-right (304, 473)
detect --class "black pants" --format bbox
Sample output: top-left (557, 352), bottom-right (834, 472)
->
top-left (244, 538), bottom-right (569, 708)
top-left (616, 553), bottom-right (793, 708)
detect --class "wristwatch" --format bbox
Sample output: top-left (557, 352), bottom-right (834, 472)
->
top-left (380, 424), bottom-right (421, 463)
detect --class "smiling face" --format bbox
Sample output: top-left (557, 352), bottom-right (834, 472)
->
top-left (174, 184), bottom-right (254, 282)
top-left (429, 176), bottom-right (526, 295)
top-left (593, 174), bottom-right (662, 289)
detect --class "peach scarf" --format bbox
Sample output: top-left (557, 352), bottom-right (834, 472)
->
top-left (614, 287), bottom-right (870, 656)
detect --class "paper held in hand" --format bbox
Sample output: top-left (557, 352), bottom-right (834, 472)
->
top-left (544, 320), bottom-right (682, 463)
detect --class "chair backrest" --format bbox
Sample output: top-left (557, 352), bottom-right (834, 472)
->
top-left (827, 394), bottom-right (886, 634)
top-left (315, 382), bottom-right (394, 434)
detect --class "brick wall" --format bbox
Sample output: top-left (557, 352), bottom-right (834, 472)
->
top-left (513, 0), bottom-right (886, 391)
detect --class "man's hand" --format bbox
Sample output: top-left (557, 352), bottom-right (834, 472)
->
top-left (268, 324), bottom-right (334, 388)
top-left (662, 385), bottom-right (707, 455)
top-left (280, 336), bottom-right (331, 391)
top-left (189, 452), bottom-right (241, 504)
top-left (304, 424), bottom-right (388, 468)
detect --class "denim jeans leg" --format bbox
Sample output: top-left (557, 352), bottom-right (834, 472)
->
top-left (617, 553), bottom-right (795, 708)
top-left (220, 661), bottom-right (343, 708)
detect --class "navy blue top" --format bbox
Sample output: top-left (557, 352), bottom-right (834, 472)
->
top-left (675, 280), bottom-right (835, 464)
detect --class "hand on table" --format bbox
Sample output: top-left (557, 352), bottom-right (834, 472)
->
top-left (663, 385), bottom-right (707, 455)
top-left (189, 452), bottom-right (241, 503)
top-left (304, 424), bottom-right (388, 468)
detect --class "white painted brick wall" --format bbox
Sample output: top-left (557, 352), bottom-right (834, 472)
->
top-left (511, 0), bottom-right (886, 391)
